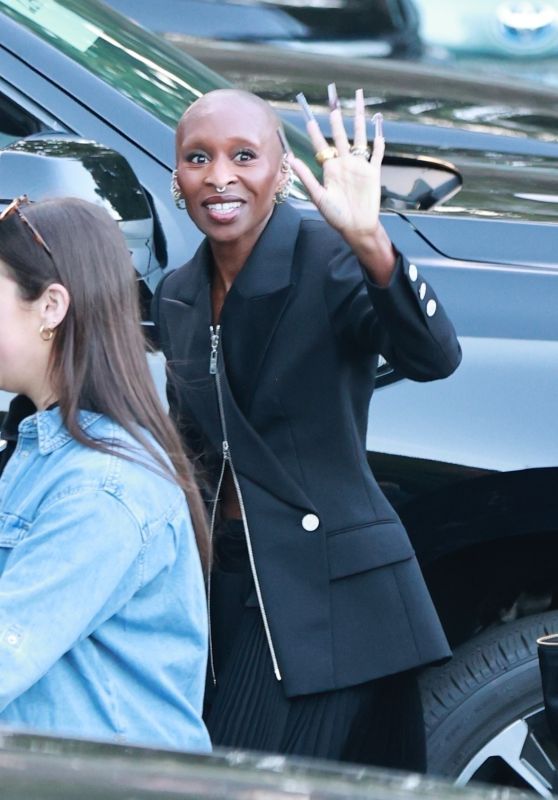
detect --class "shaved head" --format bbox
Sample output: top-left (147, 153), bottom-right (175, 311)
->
top-left (176, 89), bottom-right (282, 155)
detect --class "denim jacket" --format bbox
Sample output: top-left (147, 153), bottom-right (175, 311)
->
top-left (0, 407), bottom-right (210, 752)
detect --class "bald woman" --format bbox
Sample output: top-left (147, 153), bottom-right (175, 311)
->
top-left (152, 87), bottom-right (461, 768)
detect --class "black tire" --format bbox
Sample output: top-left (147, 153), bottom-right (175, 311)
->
top-left (420, 610), bottom-right (558, 783)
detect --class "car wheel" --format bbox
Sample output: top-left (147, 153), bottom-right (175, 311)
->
top-left (420, 611), bottom-right (558, 795)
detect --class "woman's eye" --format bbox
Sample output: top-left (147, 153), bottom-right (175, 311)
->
top-left (186, 153), bottom-right (209, 165)
top-left (235, 150), bottom-right (256, 163)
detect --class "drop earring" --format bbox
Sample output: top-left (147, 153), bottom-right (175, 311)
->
top-left (274, 155), bottom-right (294, 205)
top-left (171, 169), bottom-right (186, 210)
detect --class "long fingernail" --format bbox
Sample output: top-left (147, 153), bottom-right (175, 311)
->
top-left (327, 82), bottom-right (340, 111)
top-left (372, 112), bottom-right (384, 138)
top-left (296, 92), bottom-right (315, 123)
top-left (277, 127), bottom-right (290, 155)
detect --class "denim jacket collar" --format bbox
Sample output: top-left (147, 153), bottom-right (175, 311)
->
top-left (19, 407), bottom-right (103, 456)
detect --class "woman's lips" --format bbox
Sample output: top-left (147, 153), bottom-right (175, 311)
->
top-left (203, 195), bottom-right (244, 223)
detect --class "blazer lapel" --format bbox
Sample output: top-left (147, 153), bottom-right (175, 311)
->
top-left (220, 202), bottom-right (302, 414)
top-left (160, 206), bottom-right (314, 512)
top-left (216, 203), bottom-right (314, 510)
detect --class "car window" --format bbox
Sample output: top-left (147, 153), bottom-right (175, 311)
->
top-left (0, 0), bottom-right (319, 185)
top-left (0, 90), bottom-right (46, 149)
top-left (0, 0), bottom-right (229, 129)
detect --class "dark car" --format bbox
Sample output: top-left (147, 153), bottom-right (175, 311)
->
top-left (176, 34), bottom-right (558, 156)
top-left (1, 0), bottom-right (558, 792)
top-left (102, 0), bottom-right (423, 60)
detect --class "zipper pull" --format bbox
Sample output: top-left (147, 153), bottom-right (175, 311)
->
top-left (222, 440), bottom-right (230, 461)
top-left (209, 324), bottom-right (221, 374)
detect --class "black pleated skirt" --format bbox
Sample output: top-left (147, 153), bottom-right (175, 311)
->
top-left (204, 519), bottom-right (426, 771)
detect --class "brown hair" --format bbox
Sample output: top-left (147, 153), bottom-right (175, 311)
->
top-left (0, 197), bottom-right (210, 570)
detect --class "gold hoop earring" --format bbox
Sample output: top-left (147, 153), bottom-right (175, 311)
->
top-left (274, 156), bottom-right (294, 205)
top-left (171, 169), bottom-right (186, 210)
top-left (39, 324), bottom-right (54, 342)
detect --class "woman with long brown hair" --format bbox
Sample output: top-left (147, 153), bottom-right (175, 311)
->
top-left (0, 195), bottom-right (210, 750)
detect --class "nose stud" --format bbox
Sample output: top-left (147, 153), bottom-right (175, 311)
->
top-left (215, 186), bottom-right (227, 193)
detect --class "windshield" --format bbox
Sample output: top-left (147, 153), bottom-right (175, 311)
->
top-left (0, 0), bottom-right (316, 172)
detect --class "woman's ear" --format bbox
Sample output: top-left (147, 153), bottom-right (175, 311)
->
top-left (38, 283), bottom-right (70, 332)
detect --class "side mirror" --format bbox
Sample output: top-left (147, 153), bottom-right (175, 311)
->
top-left (0, 135), bottom-right (162, 416)
top-left (0, 134), bottom-right (157, 285)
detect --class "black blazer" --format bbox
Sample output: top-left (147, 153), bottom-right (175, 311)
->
top-left (152, 202), bottom-right (462, 697)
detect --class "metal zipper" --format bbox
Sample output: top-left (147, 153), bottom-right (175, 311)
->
top-left (208, 324), bottom-right (282, 681)
top-left (206, 452), bottom-right (226, 686)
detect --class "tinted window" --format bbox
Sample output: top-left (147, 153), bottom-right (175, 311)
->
top-left (0, 90), bottom-right (45, 148)
top-left (0, 0), bottom-right (318, 179)
top-left (0, 0), bottom-right (229, 128)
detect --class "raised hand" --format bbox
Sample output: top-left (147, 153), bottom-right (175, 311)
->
top-left (285, 85), bottom-right (396, 285)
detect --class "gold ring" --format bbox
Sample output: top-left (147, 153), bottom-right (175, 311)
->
top-left (349, 145), bottom-right (371, 160)
top-left (315, 146), bottom-right (338, 166)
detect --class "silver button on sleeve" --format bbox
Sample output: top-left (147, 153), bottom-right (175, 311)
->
top-left (408, 263), bottom-right (418, 282)
top-left (419, 282), bottom-right (426, 300)
top-left (426, 299), bottom-right (437, 317)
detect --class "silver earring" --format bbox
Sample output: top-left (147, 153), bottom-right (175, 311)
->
top-left (274, 156), bottom-right (294, 205)
top-left (171, 169), bottom-right (186, 210)
top-left (215, 186), bottom-right (227, 194)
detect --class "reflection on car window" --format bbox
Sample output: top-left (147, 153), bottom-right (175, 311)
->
top-left (0, 0), bottom-right (318, 181)
top-left (0, 0), bottom-right (227, 128)
top-left (0, 91), bottom-right (45, 149)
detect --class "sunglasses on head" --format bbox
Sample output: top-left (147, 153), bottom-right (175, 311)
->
top-left (0, 195), bottom-right (52, 258)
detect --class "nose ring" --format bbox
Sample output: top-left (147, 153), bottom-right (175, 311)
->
top-left (215, 186), bottom-right (227, 193)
